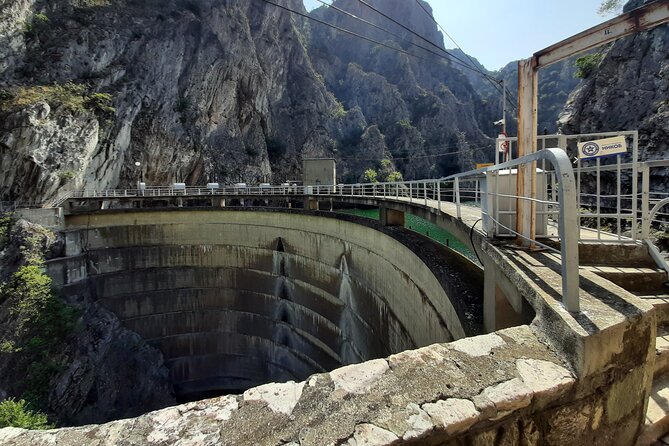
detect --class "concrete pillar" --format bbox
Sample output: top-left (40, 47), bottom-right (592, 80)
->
top-left (211, 197), bottom-right (226, 207)
top-left (380, 207), bottom-right (405, 226)
top-left (305, 198), bottom-right (319, 210)
top-left (482, 256), bottom-right (527, 333)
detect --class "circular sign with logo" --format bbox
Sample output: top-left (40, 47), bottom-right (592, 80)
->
top-left (581, 142), bottom-right (600, 157)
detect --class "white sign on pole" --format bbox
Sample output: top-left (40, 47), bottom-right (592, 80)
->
top-left (577, 136), bottom-right (627, 160)
top-left (497, 137), bottom-right (509, 154)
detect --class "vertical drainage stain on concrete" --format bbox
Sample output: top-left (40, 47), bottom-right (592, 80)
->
top-left (338, 254), bottom-right (364, 364)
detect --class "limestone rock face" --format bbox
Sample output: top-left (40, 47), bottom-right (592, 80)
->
top-left (0, 219), bottom-right (174, 425)
top-left (0, 0), bottom-right (344, 201)
top-left (558, 22), bottom-right (668, 165)
top-left (49, 293), bottom-right (176, 426)
top-left (310, 0), bottom-right (493, 180)
top-left (0, 0), bottom-right (498, 202)
top-left (0, 0), bottom-right (35, 76)
top-left (0, 102), bottom-right (101, 202)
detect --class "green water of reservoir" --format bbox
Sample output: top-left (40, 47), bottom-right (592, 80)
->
top-left (338, 208), bottom-right (477, 262)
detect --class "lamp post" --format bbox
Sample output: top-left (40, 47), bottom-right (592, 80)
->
top-left (134, 161), bottom-right (142, 191)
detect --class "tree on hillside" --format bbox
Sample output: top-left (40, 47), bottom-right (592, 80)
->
top-left (598, 0), bottom-right (622, 15)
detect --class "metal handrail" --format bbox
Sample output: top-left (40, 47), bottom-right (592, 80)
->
top-left (449, 148), bottom-right (580, 312)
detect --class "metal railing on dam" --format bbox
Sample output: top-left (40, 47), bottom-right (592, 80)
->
top-left (37, 145), bottom-right (669, 317)
top-left (58, 148), bottom-right (596, 313)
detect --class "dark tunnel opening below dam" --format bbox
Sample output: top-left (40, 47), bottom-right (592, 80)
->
top-left (48, 208), bottom-right (485, 404)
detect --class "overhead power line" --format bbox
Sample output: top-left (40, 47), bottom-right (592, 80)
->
top-left (338, 141), bottom-right (493, 162)
top-left (255, 0), bottom-right (431, 62)
top-left (412, 0), bottom-right (518, 110)
top-left (309, 0), bottom-right (505, 76)
top-left (353, 0), bottom-right (482, 73)
top-left (258, 0), bottom-right (515, 110)
top-left (312, 0), bottom-right (463, 66)
top-left (355, 0), bottom-right (516, 109)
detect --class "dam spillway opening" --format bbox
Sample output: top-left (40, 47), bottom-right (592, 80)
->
top-left (48, 208), bottom-right (485, 404)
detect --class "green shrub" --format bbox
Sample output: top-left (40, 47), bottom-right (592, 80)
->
top-left (24, 13), bottom-right (49, 35)
top-left (385, 171), bottom-right (403, 182)
top-left (0, 83), bottom-right (115, 116)
top-left (7, 266), bottom-right (54, 335)
top-left (397, 119), bottom-right (413, 129)
top-left (379, 158), bottom-right (403, 182)
top-left (656, 229), bottom-right (669, 252)
top-left (58, 171), bottom-right (76, 185)
top-left (1, 265), bottom-right (79, 412)
top-left (331, 99), bottom-right (346, 118)
top-left (0, 215), bottom-right (12, 251)
top-left (363, 169), bottom-right (378, 183)
top-left (22, 361), bottom-right (63, 410)
top-left (574, 54), bottom-right (603, 79)
top-left (85, 92), bottom-right (115, 115)
top-left (0, 399), bottom-right (52, 430)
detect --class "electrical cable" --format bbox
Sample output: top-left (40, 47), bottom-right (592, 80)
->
top-left (469, 218), bottom-right (483, 264)
top-left (312, 0), bottom-right (454, 63)
top-left (262, 0), bottom-right (515, 109)
top-left (256, 0), bottom-right (433, 62)
top-left (412, 0), bottom-right (517, 110)
top-left (254, 0), bottom-right (504, 161)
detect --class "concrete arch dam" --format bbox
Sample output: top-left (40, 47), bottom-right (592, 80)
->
top-left (48, 208), bottom-right (484, 402)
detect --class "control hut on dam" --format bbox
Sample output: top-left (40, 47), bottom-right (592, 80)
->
top-left (47, 208), bottom-right (484, 402)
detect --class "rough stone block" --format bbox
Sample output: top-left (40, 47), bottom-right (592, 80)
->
top-left (352, 424), bottom-right (399, 445)
top-left (402, 403), bottom-right (433, 440)
top-left (243, 381), bottom-right (304, 416)
top-left (450, 333), bottom-right (506, 357)
top-left (330, 359), bottom-right (389, 395)
top-left (422, 398), bottom-right (480, 436)
top-left (477, 378), bottom-right (533, 419)
top-left (516, 359), bottom-right (575, 405)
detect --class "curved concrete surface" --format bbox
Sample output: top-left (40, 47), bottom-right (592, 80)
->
top-left (49, 209), bottom-right (483, 401)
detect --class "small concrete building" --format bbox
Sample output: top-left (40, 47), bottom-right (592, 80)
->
top-left (303, 158), bottom-right (336, 186)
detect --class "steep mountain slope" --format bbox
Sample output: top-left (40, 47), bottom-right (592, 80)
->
top-left (308, 0), bottom-right (493, 180)
top-left (0, 0), bottom-right (497, 202)
top-left (450, 48), bottom-right (584, 137)
top-left (559, 22), bottom-right (668, 164)
top-left (0, 0), bottom-right (349, 201)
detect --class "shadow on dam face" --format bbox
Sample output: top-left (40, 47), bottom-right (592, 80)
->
top-left (51, 208), bottom-right (484, 404)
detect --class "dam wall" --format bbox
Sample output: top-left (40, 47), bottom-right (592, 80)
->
top-left (47, 209), bottom-right (483, 401)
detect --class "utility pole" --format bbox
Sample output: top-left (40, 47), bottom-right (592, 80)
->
top-left (502, 78), bottom-right (507, 136)
top-left (515, 0), bottom-right (669, 248)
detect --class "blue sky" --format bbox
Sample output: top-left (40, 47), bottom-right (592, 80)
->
top-left (303, 0), bottom-right (614, 70)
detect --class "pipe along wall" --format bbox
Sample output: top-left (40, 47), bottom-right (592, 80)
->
top-left (48, 209), bottom-right (483, 403)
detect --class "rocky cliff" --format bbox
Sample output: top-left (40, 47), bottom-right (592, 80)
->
top-left (309, 0), bottom-right (492, 180)
top-left (0, 0), bottom-right (498, 202)
top-left (0, 218), bottom-right (175, 425)
top-left (0, 0), bottom-right (349, 202)
top-left (451, 49), bottom-right (585, 137)
top-left (559, 21), bottom-right (668, 165)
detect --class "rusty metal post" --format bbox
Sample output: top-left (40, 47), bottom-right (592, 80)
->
top-left (516, 58), bottom-right (538, 247)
